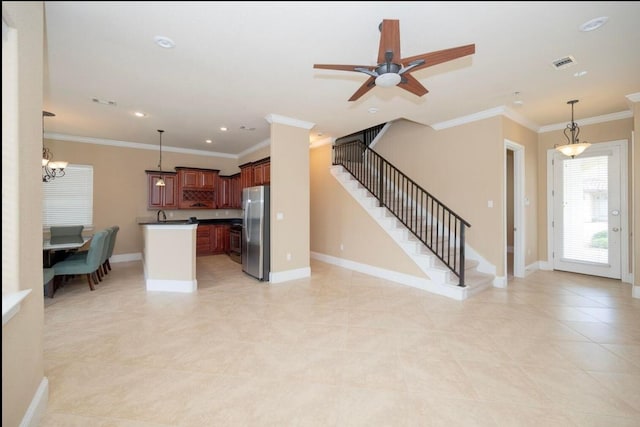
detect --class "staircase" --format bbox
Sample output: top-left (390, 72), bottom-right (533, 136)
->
top-left (330, 156), bottom-right (494, 300)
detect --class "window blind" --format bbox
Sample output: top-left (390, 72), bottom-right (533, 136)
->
top-left (42, 164), bottom-right (93, 228)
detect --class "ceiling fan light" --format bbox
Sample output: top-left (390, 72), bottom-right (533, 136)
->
top-left (375, 73), bottom-right (401, 88)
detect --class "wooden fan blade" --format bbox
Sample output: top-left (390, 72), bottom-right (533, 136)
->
top-left (400, 44), bottom-right (475, 73)
top-left (378, 19), bottom-right (401, 64)
top-left (314, 64), bottom-right (372, 72)
top-left (348, 77), bottom-right (376, 102)
top-left (398, 74), bottom-right (429, 97)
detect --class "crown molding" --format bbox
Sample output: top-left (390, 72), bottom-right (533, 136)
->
top-left (538, 110), bottom-right (633, 133)
top-left (626, 92), bottom-right (640, 103)
top-left (265, 114), bottom-right (315, 130)
top-left (309, 136), bottom-right (333, 149)
top-left (44, 133), bottom-right (238, 159)
top-left (430, 106), bottom-right (539, 132)
top-left (236, 138), bottom-right (271, 158)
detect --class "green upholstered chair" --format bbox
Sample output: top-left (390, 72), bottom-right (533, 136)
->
top-left (52, 229), bottom-right (109, 291)
top-left (49, 225), bottom-right (84, 244)
top-left (43, 267), bottom-right (56, 298)
top-left (102, 225), bottom-right (119, 274)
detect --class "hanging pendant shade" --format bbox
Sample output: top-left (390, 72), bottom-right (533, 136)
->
top-left (555, 100), bottom-right (591, 159)
top-left (156, 129), bottom-right (165, 187)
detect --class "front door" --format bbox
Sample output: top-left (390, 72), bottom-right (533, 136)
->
top-left (551, 141), bottom-right (624, 279)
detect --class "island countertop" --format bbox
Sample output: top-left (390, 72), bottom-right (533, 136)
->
top-left (137, 217), bottom-right (242, 226)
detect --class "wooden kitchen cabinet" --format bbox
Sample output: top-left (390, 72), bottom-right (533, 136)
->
top-left (196, 225), bottom-right (212, 256)
top-left (146, 172), bottom-right (178, 209)
top-left (240, 163), bottom-right (253, 189)
top-left (196, 224), bottom-right (231, 256)
top-left (253, 159), bottom-right (270, 185)
top-left (212, 224), bottom-right (230, 254)
top-left (177, 168), bottom-right (217, 190)
top-left (239, 157), bottom-right (270, 189)
top-left (176, 167), bottom-right (219, 209)
top-left (230, 173), bottom-right (241, 208)
top-left (217, 174), bottom-right (242, 209)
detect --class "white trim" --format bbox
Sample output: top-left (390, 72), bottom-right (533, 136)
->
top-left (269, 267), bottom-right (311, 283)
top-left (309, 137), bottom-right (333, 149)
top-left (311, 251), bottom-right (470, 301)
top-left (547, 140), bottom-right (629, 280)
top-left (625, 92), bottom-right (640, 103)
top-left (538, 111), bottom-right (632, 133)
top-left (505, 139), bottom-right (526, 280)
top-left (111, 253), bottom-right (142, 263)
top-left (431, 106), bottom-right (508, 131)
top-left (236, 138), bottom-right (271, 158)
top-left (19, 377), bottom-right (48, 427)
top-left (2, 289), bottom-right (31, 326)
top-left (633, 285), bottom-right (640, 299)
top-left (525, 261), bottom-right (540, 276)
top-left (493, 276), bottom-right (507, 288)
top-left (539, 260), bottom-right (553, 271)
top-left (264, 113), bottom-right (315, 130)
top-left (45, 132), bottom-right (238, 159)
top-left (367, 121), bottom-right (393, 149)
top-left (145, 278), bottom-right (197, 293)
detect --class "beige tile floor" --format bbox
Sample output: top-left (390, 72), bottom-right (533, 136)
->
top-left (41, 256), bottom-right (640, 426)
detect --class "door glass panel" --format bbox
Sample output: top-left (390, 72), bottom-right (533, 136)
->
top-left (561, 155), bottom-right (608, 264)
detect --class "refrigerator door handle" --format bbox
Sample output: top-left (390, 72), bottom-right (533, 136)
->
top-left (244, 200), bottom-right (251, 242)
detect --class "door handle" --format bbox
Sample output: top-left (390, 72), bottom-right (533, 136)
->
top-left (612, 227), bottom-right (619, 232)
top-left (611, 210), bottom-right (620, 216)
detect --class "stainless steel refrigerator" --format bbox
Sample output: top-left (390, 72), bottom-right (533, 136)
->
top-left (242, 185), bottom-right (270, 280)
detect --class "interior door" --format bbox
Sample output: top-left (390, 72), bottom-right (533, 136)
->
top-left (552, 144), bottom-right (621, 279)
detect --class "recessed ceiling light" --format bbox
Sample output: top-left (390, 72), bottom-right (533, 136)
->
top-left (205, 139), bottom-right (212, 144)
top-left (579, 16), bottom-right (608, 32)
top-left (368, 107), bottom-right (379, 114)
top-left (574, 70), bottom-right (588, 77)
top-left (134, 111), bottom-right (146, 117)
top-left (154, 35), bottom-right (175, 49)
top-left (220, 127), bottom-right (228, 132)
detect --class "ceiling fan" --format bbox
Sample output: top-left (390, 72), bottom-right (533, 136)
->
top-left (313, 19), bottom-right (476, 102)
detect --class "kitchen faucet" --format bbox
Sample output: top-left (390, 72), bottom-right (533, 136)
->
top-left (156, 209), bottom-right (167, 222)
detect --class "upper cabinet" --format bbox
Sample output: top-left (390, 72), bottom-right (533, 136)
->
top-left (239, 157), bottom-right (270, 189)
top-left (217, 173), bottom-right (242, 209)
top-left (178, 168), bottom-right (217, 190)
top-left (146, 172), bottom-right (178, 209)
top-left (253, 158), bottom-right (270, 186)
top-left (176, 167), bottom-right (219, 209)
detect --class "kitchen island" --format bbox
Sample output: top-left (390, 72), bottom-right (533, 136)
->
top-left (140, 222), bottom-right (198, 293)
top-left (138, 217), bottom-right (243, 292)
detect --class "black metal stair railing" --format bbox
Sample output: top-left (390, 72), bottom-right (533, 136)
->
top-left (333, 140), bottom-right (471, 287)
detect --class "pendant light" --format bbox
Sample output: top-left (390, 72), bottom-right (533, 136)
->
top-left (42, 111), bottom-right (68, 182)
top-left (555, 100), bottom-right (591, 159)
top-left (156, 129), bottom-right (166, 187)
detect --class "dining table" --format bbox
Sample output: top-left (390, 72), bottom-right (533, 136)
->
top-left (43, 235), bottom-right (92, 268)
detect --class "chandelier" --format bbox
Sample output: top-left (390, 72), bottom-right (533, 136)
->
top-left (42, 111), bottom-right (68, 182)
top-left (555, 100), bottom-right (591, 159)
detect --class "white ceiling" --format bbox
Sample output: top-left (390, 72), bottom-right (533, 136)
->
top-left (43, 1), bottom-right (640, 157)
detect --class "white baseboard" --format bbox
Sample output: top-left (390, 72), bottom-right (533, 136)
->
top-left (269, 267), bottom-right (311, 284)
top-left (311, 251), bottom-right (469, 300)
top-left (525, 261), bottom-right (540, 276)
top-left (111, 252), bottom-right (142, 263)
top-left (493, 276), bottom-right (507, 288)
top-left (145, 279), bottom-right (197, 293)
top-left (20, 377), bottom-right (48, 427)
top-left (633, 285), bottom-right (639, 299)
top-left (538, 260), bottom-right (553, 270)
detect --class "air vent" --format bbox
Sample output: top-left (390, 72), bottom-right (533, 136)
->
top-left (552, 56), bottom-right (576, 70)
top-left (92, 98), bottom-right (117, 106)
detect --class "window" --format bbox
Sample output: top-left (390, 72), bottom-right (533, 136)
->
top-left (42, 164), bottom-right (94, 229)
